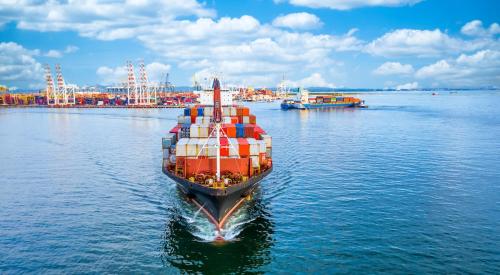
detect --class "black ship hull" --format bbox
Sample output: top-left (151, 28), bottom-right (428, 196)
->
top-left (163, 167), bottom-right (272, 229)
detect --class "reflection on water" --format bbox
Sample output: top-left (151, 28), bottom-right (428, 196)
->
top-left (161, 189), bottom-right (274, 274)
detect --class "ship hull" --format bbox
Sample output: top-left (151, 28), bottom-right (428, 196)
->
top-left (163, 167), bottom-right (272, 229)
top-left (281, 102), bottom-right (357, 109)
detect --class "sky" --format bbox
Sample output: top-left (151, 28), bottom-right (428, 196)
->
top-left (0, 0), bottom-right (499, 90)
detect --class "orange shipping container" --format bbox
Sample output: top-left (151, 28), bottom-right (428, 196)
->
top-left (191, 107), bottom-right (198, 117)
top-left (185, 157), bottom-right (250, 177)
top-left (242, 107), bottom-right (250, 116)
top-left (222, 124), bottom-right (236, 138)
top-left (237, 138), bottom-right (250, 157)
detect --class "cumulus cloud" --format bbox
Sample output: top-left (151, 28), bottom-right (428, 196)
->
top-left (96, 66), bottom-right (128, 85)
top-left (365, 29), bottom-right (466, 57)
top-left (366, 21), bottom-right (500, 58)
top-left (65, 45), bottom-right (79, 53)
top-left (145, 62), bottom-right (171, 83)
top-left (0, 0), bottom-right (215, 39)
top-left (0, 42), bottom-right (44, 88)
top-left (285, 73), bottom-right (335, 88)
top-left (272, 12), bottom-right (322, 30)
top-left (373, 62), bottom-right (414, 75)
top-left (461, 20), bottom-right (500, 37)
top-left (415, 50), bottom-right (500, 87)
top-left (45, 49), bottom-right (63, 58)
top-left (96, 62), bottom-right (171, 85)
top-left (275, 0), bottom-right (422, 10)
top-left (395, 81), bottom-right (418, 90)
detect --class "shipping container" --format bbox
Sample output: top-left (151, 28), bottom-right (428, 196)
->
top-left (220, 137), bottom-right (229, 156)
top-left (184, 108), bottom-right (191, 116)
top-left (229, 138), bottom-right (239, 157)
top-left (247, 138), bottom-right (259, 156)
top-left (236, 124), bottom-right (245, 138)
top-left (176, 138), bottom-right (188, 157)
top-left (187, 138), bottom-right (199, 157)
top-left (261, 134), bottom-right (272, 148)
top-left (237, 138), bottom-right (250, 157)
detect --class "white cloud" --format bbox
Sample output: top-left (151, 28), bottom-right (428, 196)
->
top-left (395, 81), bottom-right (418, 90)
top-left (365, 29), bottom-right (467, 57)
top-left (45, 49), bottom-right (63, 58)
top-left (65, 45), bottom-right (79, 53)
top-left (461, 20), bottom-right (500, 37)
top-left (415, 50), bottom-right (500, 87)
top-left (272, 12), bottom-right (322, 30)
top-left (373, 62), bottom-right (414, 75)
top-left (0, 42), bottom-right (44, 89)
top-left (285, 73), bottom-right (335, 87)
top-left (145, 62), bottom-right (171, 83)
top-left (96, 66), bottom-right (128, 85)
top-left (275, 0), bottom-right (422, 10)
top-left (0, 0), bottom-right (215, 39)
top-left (96, 62), bottom-right (172, 85)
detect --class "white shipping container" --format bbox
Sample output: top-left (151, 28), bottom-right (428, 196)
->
top-left (247, 138), bottom-right (259, 156)
top-left (199, 126), bottom-right (209, 138)
top-left (222, 107), bottom-right (231, 116)
top-left (230, 107), bottom-right (237, 116)
top-left (190, 125), bottom-right (200, 138)
top-left (187, 138), bottom-right (199, 156)
top-left (204, 107), bottom-right (213, 116)
top-left (176, 138), bottom-right (188, 157)
top-left (257, 140), bottom-right (266, 153)
top-left (261, 134), bottom-right (272, 148)
top-left (242, 116), bottom-right (250, 124)
top-left (223, 117), bottom-right (232, 124)
top-left (197, 138), bottom-right (208, 156)
top-left (229, 138), bottom-right (239, 157)
top-left (251, 156), bottom-right (260, 168)
top-left (208, 139), bottom-right (217, 157)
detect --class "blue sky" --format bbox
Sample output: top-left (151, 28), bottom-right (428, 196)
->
top-left (1, 0), bottom-right (499, 90)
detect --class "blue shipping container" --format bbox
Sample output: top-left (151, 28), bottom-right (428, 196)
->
top-left (236, 124), bottom-right (245, 138)
top-left (184, 108), bottom-right (191, 116)
top-left (197, 107), bottom-right (204, 116)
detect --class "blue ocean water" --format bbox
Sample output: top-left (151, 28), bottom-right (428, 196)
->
top-left (1, 91), bottom-right (499, 273)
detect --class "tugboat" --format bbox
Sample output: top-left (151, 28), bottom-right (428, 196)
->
top-left (161, 78), bottom-right (273, 237)
top-left (281, 87), bottom-right (366, 109)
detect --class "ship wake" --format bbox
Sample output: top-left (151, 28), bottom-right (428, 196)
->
top-left (180, 202), bottom-right (255, 242)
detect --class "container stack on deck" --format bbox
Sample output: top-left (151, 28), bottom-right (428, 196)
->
top-left (162, 105), bottom-right (272, 186)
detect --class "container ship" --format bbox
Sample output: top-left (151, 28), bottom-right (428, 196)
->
top-left (161, 78), bottom-right (273, 236)
top-left (281, 87), bottom-right (366, 109)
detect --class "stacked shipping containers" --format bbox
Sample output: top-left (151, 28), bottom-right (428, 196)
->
top-left (162, 105), bottom-right (272, 181)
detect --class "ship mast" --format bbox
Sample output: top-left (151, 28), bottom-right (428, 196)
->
top-left (213, 78), bottom-right (222, 182)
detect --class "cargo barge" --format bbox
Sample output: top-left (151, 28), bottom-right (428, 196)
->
top-left (281, 88), bottom-right (365, 109)
top-left (161, 78), bottom-right (272, 237)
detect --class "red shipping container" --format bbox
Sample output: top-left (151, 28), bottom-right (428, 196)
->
top-left (249, 115), bottom-right (256, 124)
top-left (169, 125), bottom-right (181, 134)
top-left (237, 138), bottom-right (249, 157)
top-left (244, 124), bottom-right (254, 138)
top-left (220, 137), bottom-right (229, 156)
top-left (231, 117), bottom-right (239, 123)
top-left (191, 115), bottom-right (196, 123)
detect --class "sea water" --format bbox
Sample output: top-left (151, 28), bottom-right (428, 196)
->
top-left (0, 91), bottom-right (499, 273)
